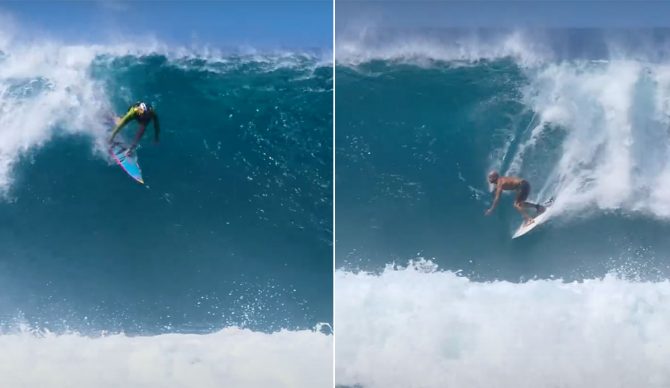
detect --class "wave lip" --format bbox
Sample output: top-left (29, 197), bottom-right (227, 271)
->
top-left (336, 28), bottom-right (670, 67)
top-left (336, 29), bottom-right (550, 67)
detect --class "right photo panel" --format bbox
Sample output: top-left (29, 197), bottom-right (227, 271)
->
top-left (336, 1), bottom-right (670, 387)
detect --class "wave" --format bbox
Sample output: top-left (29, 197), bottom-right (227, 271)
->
top-left (335, 260), bottom-right (670, 388)
top-left (0, 326), bottom-right (332, 388)
top-left (336, 37), bottom-right (670, 278)
top-left (337, 29), bottom-right (549, 66)
top-left (516, 59), bottom-right (670, 219)
top-left (336, 28), bottom-right (670, 67)
top-left (0, 28), bottom-right (332, 332)
top-left (335, 27), bottom-right (670, 388)
top-left (0, 34), bottom-right (329, 193)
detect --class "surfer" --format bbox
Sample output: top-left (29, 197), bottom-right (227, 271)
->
top-left (484, 171), bottom-right (545, 225)
top-left (109, 102), bottom-right (160, 156)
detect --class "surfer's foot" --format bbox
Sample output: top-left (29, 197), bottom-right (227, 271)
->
top-left (524, 218), bottom-right (535, 226)
top-left (125, 149), bottom-right (134, 157)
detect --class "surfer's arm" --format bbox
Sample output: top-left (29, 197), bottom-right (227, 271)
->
top-left (152, 112), bottom-right (160, 142)
top-left (485, 186), bottom-right (502, 215)
top-left (109, 110), bottom-right (135, 141)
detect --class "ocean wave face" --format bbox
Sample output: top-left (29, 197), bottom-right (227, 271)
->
top-left (0, 20), bottom-right (332, 387)
top-left (336, 27), bottom-right (670, 388)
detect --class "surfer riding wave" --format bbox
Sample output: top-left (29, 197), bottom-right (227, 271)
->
top-left (485, 171), bottom-right (545, 226)
top-left (109, 102), bottom-right (160, 156)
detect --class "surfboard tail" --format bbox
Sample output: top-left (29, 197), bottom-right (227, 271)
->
top-left (109, 143), bottom-right (144, 184)
top-left (513, 199), bottom-right (554, 239)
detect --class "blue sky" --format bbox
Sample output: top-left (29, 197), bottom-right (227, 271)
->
top-left (337, 1), bottom-right (670, 30)
top-left (0, 1), bottom-right (332, 49)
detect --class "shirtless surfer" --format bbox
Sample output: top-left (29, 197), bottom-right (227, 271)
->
top-left (484, 171), bottom-right (545, 226)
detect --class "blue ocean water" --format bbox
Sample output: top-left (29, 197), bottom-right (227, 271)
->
top-left (336, 28), bottom-right (670, 388)
top-left (0, 49), bottom-right (332, 335)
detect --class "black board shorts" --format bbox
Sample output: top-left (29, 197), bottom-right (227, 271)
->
top-left (515, 180), bottom-right (530, 204)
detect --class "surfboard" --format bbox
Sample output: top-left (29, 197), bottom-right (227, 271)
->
top-left (109, 142), bottom-right (144, 184)
top-left (512, 199), bottom-right (554, 239)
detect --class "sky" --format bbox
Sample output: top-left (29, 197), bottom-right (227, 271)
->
top-left (5, 1), bottom-right (669, 49)
top-left (337, 1), bottom-right (670, 31)
top-left (0, 1), bottom-right (332, 49)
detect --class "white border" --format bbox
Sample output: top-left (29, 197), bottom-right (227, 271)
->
top-left (332, 0), bottom-right (337, 386)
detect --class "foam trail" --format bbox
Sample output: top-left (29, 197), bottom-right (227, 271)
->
top-left (518, 60), bottom-right (670, 219)
top-left (336, 260), bottom-right (670, 388)
top-left (0, 327), bottom-right (332, 388)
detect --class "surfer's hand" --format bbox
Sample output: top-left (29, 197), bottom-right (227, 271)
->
top-left (485, 208), bottom-right (493, 216)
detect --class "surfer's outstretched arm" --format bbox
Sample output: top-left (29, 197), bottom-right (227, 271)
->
top-left (485, 186), bottom-right (502, 215)
top-left (109, 110), bottom-right (135, 142)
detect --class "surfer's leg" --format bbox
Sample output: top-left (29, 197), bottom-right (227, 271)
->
top-left (521, 201), bottom-right (545, 214)
top-left (516, 180), bottom-right (543, 216)
top-left (518, 181), bottom-right (545, 214)
top-left (514, 201), bottom-right (534, 225)
top-left (515, 182), bottom-right (534, 224)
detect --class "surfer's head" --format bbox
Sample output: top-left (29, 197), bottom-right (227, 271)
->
top-left (488, 170), bottom-right (499, 184)
top-left (135, 102), bottom-right (153, 120)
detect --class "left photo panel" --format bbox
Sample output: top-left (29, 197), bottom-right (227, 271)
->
top-left (0, 1), bottom-right (333, 387)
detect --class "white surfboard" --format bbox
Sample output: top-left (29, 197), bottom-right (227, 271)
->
top-left (512, 199), bottom-right (554, 239)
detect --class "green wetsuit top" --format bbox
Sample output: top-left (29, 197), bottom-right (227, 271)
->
top-left (110, 103), bottom-right (160, 143)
